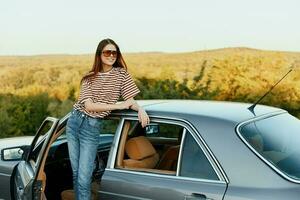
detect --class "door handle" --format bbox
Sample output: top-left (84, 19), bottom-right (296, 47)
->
top-left (184, 193), bottom-right (214, 200)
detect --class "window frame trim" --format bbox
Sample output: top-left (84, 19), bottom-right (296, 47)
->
top-left (176, 128), bottom-right (186, 176)
top-left (105, 168), bottom-right (226, 184)
top-left (108, 115), bottom-right (228, 183)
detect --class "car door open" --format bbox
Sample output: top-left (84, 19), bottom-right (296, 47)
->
top-left (12, 117), bottom-right (59, 200)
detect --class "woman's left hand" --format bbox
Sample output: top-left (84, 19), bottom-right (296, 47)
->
top-left (138, 108), bottom-right (150, 127)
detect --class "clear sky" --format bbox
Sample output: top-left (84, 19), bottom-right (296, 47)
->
top-left (1, 0), bottom-right (299, 55)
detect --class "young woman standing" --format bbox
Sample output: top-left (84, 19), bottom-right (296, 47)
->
top-left (66, 38), bottom-right (149, 200)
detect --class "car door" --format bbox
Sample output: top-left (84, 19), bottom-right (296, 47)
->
top-left (100, 117), bottom-right (227, 200)
top-left (12, 117), bottom-right (59, 200)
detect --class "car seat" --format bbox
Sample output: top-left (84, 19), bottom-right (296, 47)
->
top-left (156, 145), bottom-right (180, 171)
top-left (123, 136), bottom-right (159, 169)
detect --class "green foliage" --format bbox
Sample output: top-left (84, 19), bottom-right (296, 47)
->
top-left (0, 93), bottom-right (50, 138)
top-left (135, 66), bottom-right (219, 100)
top-left (0, 93), bottom-right (76, 138)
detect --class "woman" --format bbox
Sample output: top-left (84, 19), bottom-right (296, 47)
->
top-left (66, 38), bottom-right (149, 200)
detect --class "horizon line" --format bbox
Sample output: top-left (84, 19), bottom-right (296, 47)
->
top-left (0, 46), bottom-right (300, 57)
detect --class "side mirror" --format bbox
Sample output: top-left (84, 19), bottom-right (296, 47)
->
top-left (1, 146), bottom-right (29, 161)
top-left (145, 123), bottom-right (159, 135)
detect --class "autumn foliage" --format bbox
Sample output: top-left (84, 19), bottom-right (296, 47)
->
top-left (0, 48), bottom-right (299, 138)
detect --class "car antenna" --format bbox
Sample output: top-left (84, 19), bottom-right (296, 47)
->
top-left (247, 66), bottom-right (294, 115)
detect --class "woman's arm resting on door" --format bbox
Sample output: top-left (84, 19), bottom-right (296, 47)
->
top-left (128, 98), bottom-right (150, 127)
top-left (84, 99), bottom-right (134, 112)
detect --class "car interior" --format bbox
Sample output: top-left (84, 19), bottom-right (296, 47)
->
top-left (30, 118), bottom-right (115, 200)
top-left (40, 131), bottom-right (109, 200)
top-left (246, 129), bottom-right (287, 163)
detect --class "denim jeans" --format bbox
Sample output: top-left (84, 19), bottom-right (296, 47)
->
top-left (66, 109), bottom-right (102, 200)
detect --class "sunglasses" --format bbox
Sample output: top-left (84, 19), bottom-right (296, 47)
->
top-left (102, 50), bottom-right (118, 57)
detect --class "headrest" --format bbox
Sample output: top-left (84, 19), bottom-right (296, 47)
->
top-left (125, 136), bottom-right (156, 160)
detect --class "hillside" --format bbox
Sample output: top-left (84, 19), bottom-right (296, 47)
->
top-left (1, 47), bottom-right (300, 138)
top-left (0, 47), bottom-right (299, 100)
top-left (0, 47), bottom-right (299, 104)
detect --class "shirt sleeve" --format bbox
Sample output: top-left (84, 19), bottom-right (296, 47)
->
top-left (78, 78), bottom-right (93, 103)
top-left (121, 71), bottom-right (140, 100)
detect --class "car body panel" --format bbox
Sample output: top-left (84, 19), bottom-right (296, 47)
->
top-left (188, 112), bottom-right (292, 186)
top-left (100, 169), bottom-right (226, 200)
top-left (0, 136), bottom-right (34, 199)
top-left (106, 101), bottom-right (300, 199)
top-left (129, 100), bottom-right (284, 123)
top-left (0, 136), bottom-right (34, 150)
top-left (224, 186), bottom-right (300, 200)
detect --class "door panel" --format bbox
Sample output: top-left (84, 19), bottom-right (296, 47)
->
top-left (13, 117), bottom-right (59, 200)
top-left (14, 161), bottom-right (35, 200)
top-left (100, 169), bottom-right (226, 200)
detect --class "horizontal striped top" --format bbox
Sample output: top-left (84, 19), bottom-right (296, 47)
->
top-left (73, 67), bottom-right (140, 118)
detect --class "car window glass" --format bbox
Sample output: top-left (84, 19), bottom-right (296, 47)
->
top-left (180, 131), bottom-right (219, 180)
top-left (240, 113), bottom-right (300, 181)
top-left (30, 121), bottom-right (54, 164)
top-left (116, 119), bottom-right (182, 174)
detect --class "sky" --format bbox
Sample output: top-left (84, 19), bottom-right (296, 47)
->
top-left (1, 0), bottom-right (300, 55)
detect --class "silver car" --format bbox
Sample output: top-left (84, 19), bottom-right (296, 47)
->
top-left (0, 100), bottom-right (300, 200)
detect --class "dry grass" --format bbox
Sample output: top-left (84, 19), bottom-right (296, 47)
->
top-left (0, 47), bottom-right (300, 104)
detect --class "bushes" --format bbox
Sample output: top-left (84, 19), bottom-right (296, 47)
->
top-left (1, 49), bottom-right (300, 138)
top-left (0, 93), bottom-right (50, 138)
top-left (1, 68), bottom-right (299, 138)
top-left (135, 62), bottom-right (219, 100)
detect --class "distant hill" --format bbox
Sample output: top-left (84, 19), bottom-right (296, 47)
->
top-left (0, 47), bottom-right (299, 104)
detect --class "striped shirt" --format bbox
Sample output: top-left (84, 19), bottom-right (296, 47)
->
top-left (73, 67), bottom-right (140, 118)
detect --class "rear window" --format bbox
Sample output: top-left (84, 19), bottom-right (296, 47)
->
top-left (239, 113), bottom-right (300, 182)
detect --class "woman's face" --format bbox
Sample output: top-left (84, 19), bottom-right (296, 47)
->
top-left (101, 44), bottom-right (117, 67)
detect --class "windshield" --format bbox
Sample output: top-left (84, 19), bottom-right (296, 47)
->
top-left (240, 113), bottom-right (300, 181)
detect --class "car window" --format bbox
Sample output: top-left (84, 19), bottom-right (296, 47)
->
top-left (30, 121), bottom-right (55, 164)
top-left (179, 131), bottom-right (219, 180)
top-left (27, 119), bottom-right (60, 171)
top-left (240, 113), bottom-right (300, 181)
top-left (115, 120), bottom-right (181, 173)
top-left (115, 119), bottom-right (219, 181)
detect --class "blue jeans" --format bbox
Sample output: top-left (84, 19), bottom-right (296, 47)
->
top-left (66, 109), bottom-right (102, 200)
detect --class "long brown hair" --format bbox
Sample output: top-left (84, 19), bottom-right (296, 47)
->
top-left (81, 38), bottom-right (127, 83)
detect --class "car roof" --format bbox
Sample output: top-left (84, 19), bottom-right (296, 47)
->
top-left (112, 100), bottom-right (285, 123)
